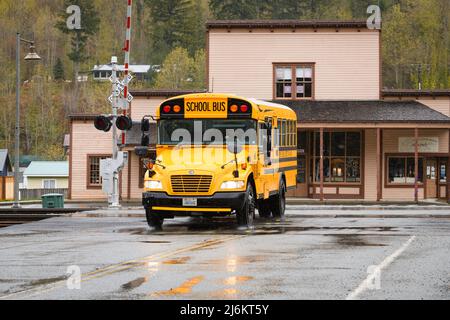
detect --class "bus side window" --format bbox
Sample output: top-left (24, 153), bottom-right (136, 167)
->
top-left (258, 122), bottom-right (265, 152)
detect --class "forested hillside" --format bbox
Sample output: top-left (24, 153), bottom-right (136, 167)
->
top-left (0, 0), bottom-right (449, 160)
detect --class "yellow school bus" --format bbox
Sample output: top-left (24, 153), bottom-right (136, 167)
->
top-left (142, 93), bottom-right (297, 228)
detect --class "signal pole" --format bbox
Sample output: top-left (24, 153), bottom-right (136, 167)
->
top-left (110, 56), bottom-right (120, 208)
top-left (97, 1), bottom-right (134, 209)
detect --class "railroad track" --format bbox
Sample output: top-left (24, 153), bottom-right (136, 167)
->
top-left (0, 214), bottom-right (61, 228)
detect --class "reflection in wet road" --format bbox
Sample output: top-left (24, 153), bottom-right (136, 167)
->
top-left (0, 213), bottom-right (449, 299)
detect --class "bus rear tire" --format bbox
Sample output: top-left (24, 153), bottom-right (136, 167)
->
top-left (270, 178), bottom-right (286, 221)
top-left (236, 184), bottom-right (255, 228)
top-left (257, 199), bottom-right (271, 218)
top-left (145, 208), bottom-right (164, 230)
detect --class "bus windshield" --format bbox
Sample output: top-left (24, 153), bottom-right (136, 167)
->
top-left (158, 119), bottom-right (257, 145)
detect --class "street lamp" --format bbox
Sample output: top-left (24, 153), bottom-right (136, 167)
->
top-left (13, 33), bottom-right (41, 208)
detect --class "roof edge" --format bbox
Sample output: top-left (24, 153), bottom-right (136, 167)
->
top-left (130, 89), bottom-right (207, 97)
top-left (382, 89), bottom-right (450, 98)
top-left (206, 20), bottom-right (370, 30)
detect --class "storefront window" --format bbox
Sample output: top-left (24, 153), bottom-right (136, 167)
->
top-left (313, 131), bottom-right (361, 183)
top-left (388, 157), bottom-right (423, 184)
top-left (440, 163), bottom-right (447, 183)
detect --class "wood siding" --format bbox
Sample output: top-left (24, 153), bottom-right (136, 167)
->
top-left (208, 29), bottom-right (380, 100)
top-left (130, 97), bottom-right (166, 121)
top-left (71, 121), bottom-right (113, 200)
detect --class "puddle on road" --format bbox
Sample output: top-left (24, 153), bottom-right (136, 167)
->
top-left (116, 223), bottom-right (399, 236)
top-left (222, 275), bottom-right (254, 285)
top-left (29, 275), bottom-right (68, 286)
top-left (140, 240), bottom-right (171, 244)
top-left (151, 276), bottom-right (204, 296)
top-left (162, 257), bottom-right (190, 265)
top-left (121, 277), bottom-right (148, 291)
top-left (332, 234), bottom-right (387, 247)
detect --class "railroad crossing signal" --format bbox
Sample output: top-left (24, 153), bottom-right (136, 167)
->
top-left (94, 115), bottom-right (133, 132)
top-left (108, 74), bottom-right (134, 109)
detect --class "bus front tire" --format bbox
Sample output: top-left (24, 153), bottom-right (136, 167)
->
top-left (145, 208), bottom-right (164, 229)
top-left (236, 184), bottom-right (255, 228)
top-left (270, 178), bottom-right (286, 220)
top-left (258, 199), bottom-right (271, 218)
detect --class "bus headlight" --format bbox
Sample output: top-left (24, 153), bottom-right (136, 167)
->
top-left (220, 181), bottom-right (245, 190)
top-left (145, 180), bottom-right (163, 190)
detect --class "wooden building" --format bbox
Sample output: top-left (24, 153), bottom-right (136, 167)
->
top-left (68, 20), bottom-right (450, 202)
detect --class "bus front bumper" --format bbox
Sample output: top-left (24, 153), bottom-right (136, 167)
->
top-left (142, 191), bottom-right (247, 216)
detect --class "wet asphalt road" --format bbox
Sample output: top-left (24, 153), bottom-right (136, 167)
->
top-left (0, 210), bottom-right (449, 300)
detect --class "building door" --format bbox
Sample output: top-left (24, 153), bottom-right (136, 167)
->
top-left (293, 131), bottom-right (308, 198)
top-left (426, 159), bottom-right (438, 199)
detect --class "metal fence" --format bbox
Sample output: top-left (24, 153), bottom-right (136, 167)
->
top-left (19, 188), bottom-right (68, 201)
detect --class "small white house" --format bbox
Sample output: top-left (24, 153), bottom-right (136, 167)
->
top-left (23, 161), bottom-right (69, 189)
top-left (92, 64), bottom-right (154, 81)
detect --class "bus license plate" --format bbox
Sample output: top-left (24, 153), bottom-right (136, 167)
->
top-left (183, 198), bottom-right (197, 207)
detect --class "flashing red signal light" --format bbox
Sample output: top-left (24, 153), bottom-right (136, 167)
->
top-left (94, 116), bottom-right (112, 132)
top-left (240, 105), bottom-right (248, 113)
top-left (163, 105), bottom-right (171, 113)
top-left (116, 115), bottom-right (133, 131)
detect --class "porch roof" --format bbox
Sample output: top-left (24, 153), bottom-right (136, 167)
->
top-left (270, 100), bottom-right (450, 125)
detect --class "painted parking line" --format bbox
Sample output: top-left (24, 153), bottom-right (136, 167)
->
top-left (346, 235), bottom-right (416, 300)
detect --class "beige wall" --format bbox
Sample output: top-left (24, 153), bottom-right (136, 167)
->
top-left (208, 29), bottom-right (380, 100)
top-left (130, 97), bottom-right (166, 121)
top-left (71, 120), bottom-right (148, 200)
top-left (26, 177), bottom-right (68, 189)
top-left (71, 121), bottom-right (112, 200)
top-left (383, 129), bottom-right (449, 154)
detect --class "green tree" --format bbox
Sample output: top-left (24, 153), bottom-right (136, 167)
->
top-left (155, 47), bottom-right (199, 90)
top-left (55, 0), bottom-right (100, 81)
top-left (209, 0), bottom-right (259, 19)
top-left (53, 58), bottom-right (65, 80)
top-left (145, 0), bottom-right (203, 63)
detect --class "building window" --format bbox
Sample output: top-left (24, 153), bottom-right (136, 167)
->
top-left (275, 67), bottom-right (292, 98)
top-left (88, 155), bottom-right (109, 187)
top-left (388, 157), bottom-right (423, 184)
top-left (274, 64), bottom-right (314, 99)
top-left (42, 179), bottom-right (56, 189)
top-left (313, 131), bottom-right (362, 183)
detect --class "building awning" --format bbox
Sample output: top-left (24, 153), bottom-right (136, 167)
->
top-left (270, 100), bottom-right (450, 125)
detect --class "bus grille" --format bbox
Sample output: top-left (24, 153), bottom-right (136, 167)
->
top-left (171, 175), bottom-right (213, 193)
